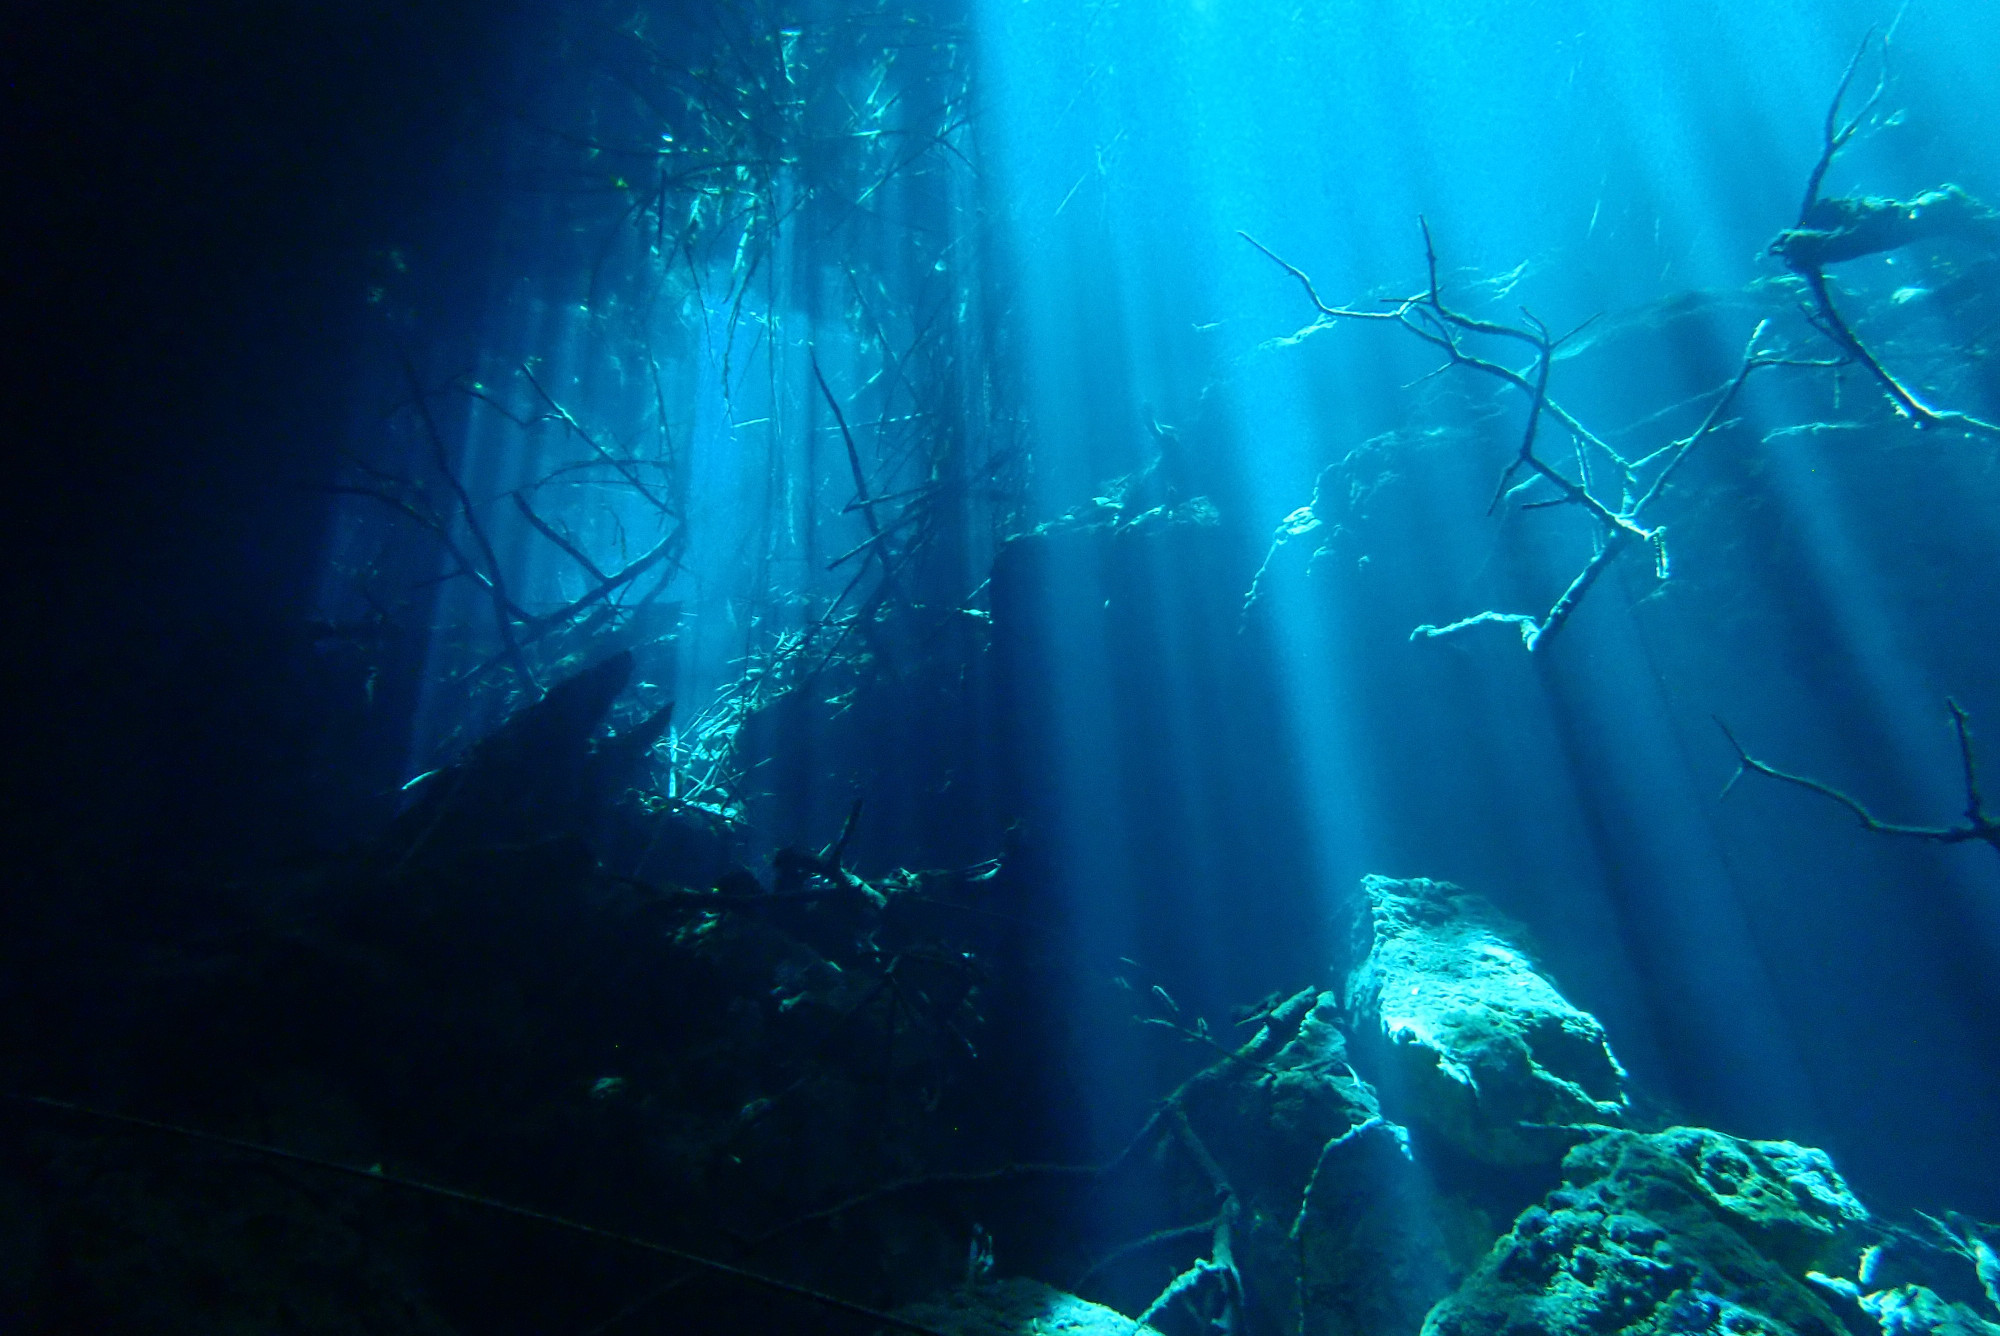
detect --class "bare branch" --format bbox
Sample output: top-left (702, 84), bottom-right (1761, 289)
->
top-left (401, 359), bottom-right (537, 690)
top-left (1951, 698), bottom-right (1987, 827)
top-left (511, 491), bottom-right (609, 585)
top-left (1801, 29), bottom-right (1887, 217)
top-left (1073, 1214), bottom-right (1226, 1293)
top-left (811, 349), bottom-right (885, 546)
top-left (1771, 34), bottom-right (2000, 434)
top-left (522, 362), bottom-right (677, 516)
top-left (1237, 231), bottom-right (1403, 323)
top-left (1715, 709), bottom-right (2000, 856)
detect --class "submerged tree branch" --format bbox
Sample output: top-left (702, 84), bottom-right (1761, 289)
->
top-left (1715, 702), bottom-right (2000, 856)
top-left (404, 363), bottom-right (538, 690)
top-left (1770, 30), bottom-right (2000, 435)
top-left (1250, 229), bottom-right (1828, 652)
top-left (1247, 28), bottom-right (2000, 657)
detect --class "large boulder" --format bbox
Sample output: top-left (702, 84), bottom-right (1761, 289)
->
top-left (1424, 1126), bottom-right (1869, 1336)
top-left (1344, 876), bottom-right (1629, 1166)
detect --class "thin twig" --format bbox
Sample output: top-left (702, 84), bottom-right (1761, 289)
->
top-left (511, 491), bottom-right (609, 584)
top-left (402, 358), bottom-right (536, 690)
top-left (521, 363), bottom-right (675, 516)
top-left (1073, 1213), bottom-right (1224, 1292)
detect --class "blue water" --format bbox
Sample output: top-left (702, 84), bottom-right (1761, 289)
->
top-left (310, 0), bottom-right (2000, 1218)
top-left (13, 0), bottom-right (2000, 1328)
top-left (960, 0), bottom-right (2000, 1209)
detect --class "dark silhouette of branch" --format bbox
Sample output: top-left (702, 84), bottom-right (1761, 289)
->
top-left (1801, 27), bottom-right (1888, 220)
top-left (825, 797), bottom-right (864, 870)
top-left (1715, 702), bottom-right (2000, 855)
top-left (511, 491), bottom-right (609, 585)
top-left (813, 351), bottom-right (878, 521)
top-left (521, 362), bottom-right (677, 517)
top-left (400, 360), bottom-right (538, 690)
top-left (323, 484), bottom-right (535, 626)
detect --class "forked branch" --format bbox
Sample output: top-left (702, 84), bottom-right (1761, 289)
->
top-left (1716, 702), bottom-right (2000, 856)
top-left (1771, 30), bottom-right (2000, 435)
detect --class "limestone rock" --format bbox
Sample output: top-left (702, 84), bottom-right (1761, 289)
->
top-left (891, 1277), bottom-right (1165, 1335)
top-left (1344, 875), bottom-right (1628, 1166)
top-left (1854, 1285), bottom-right (2000, 1336)
top-left (1296, 1116), bottom-right (1457, 1336)
top-left (1183, 988), bottom-right (1381, 1218)
top-left (1424, 1126), bottom-right (1869, 1336)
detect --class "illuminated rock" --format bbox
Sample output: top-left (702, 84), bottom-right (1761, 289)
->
top-left (891, 1277), bottom-right (1166, 1336)
top-left (1344, 875), bottom-right (1629, 1166)
top-left (1809, 1218), bottom-right (2000, 1336)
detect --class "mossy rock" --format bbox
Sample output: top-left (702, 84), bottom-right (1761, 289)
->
top-left (1424, 1127), bottom-right (1869, 1336)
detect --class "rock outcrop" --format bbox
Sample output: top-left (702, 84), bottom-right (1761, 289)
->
top-left (1344, 876), bottom-right (1629, 1167)
top-left (1425, 1126), bottom-right (1869, 1336)
top-left (1180, 988), bottom-right (1454, 1336)
top-left (891, 1278), bottom-right (1166, 1336)
top-left (1294, 1115), bottom-right (1458, 1336)
top-left (1810, 1216), bottom-right (2000, 1336)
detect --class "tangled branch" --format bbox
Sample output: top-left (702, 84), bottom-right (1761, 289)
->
top-left (1247, 31), bottom-right (2000, 653)
top-left (1245, 228), bottom-right (1834, 651)
top-left (1769, 29), bottom-right (2000, 435)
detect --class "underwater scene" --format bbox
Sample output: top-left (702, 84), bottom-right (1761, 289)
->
top-left (5, 0), bottom-right (2000, 1331)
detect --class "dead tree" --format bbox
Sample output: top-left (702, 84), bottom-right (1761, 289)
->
top-left (1247, 31), bottom-right (1998, 651)
top-left (1243, 227), bottom-right (1835, 650)
top-left (1768, 30), bottom-right (2000, 436)
top-left (1717, 701), bottom-right (2000, 858)
top-left (324, 0), bottom-right (1013, 815)
top-left (333, 361), bottom-right (689, 717)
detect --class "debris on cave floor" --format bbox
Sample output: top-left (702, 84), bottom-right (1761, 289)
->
top-left (7, 660), bottom-right (1997, 1336)
top-left (2, 656), bottom-right (1024, 1333)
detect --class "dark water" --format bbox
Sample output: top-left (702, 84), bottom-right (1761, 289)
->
top-left (5, 0), bottom-right (1998, 1330)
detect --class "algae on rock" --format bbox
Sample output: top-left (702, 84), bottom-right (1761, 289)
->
top-left (1424, 1126), bottom-right (1869, 1336)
